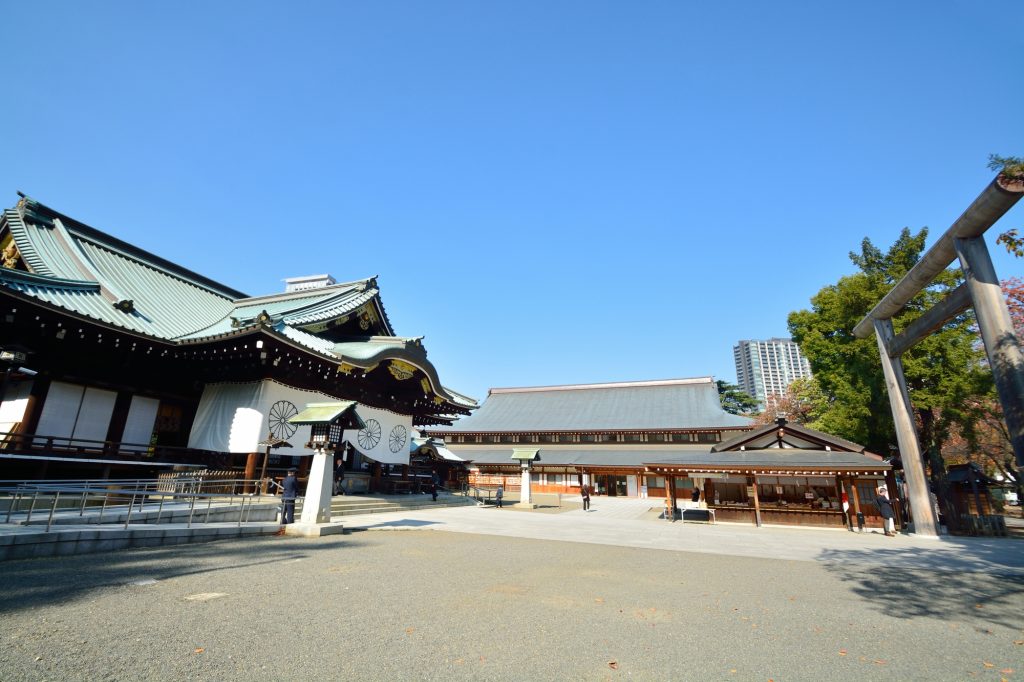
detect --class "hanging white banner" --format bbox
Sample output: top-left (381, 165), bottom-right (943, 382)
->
top-left (187, 379), bottom-right (413, 465)
top-left (188, 380), bottom-right (336, 456)
top-left (344, 404), bottom-right (412, 465)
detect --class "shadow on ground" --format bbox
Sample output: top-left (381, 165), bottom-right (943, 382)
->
top-left (358, 519), bottom-right (441, 529)
top-left (0, 534), bottom-right (370, 615)
top-left (819, 542), bottom-right (1024, 630)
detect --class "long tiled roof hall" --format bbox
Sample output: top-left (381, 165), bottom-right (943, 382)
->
top-left (425, 378), bottom-right (894, 530)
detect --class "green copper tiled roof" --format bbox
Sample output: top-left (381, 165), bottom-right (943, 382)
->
top-left (289, 401), bottom-right (362, 426)
top-left (1, 197), bottom-right (395, 343)
top-left (226, 282), bottom-right (384, 329)
top-left (0, 194), bottom-right (477, 414)
top-left (433, 378), bottom-right (752, 433)
top-left (3, 202), bottom-right (239, 338)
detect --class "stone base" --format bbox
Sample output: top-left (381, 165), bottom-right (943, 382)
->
top-left (513, 502), bottom-right (537, 509)
top-left (282, 522), bottom-right (346, 537)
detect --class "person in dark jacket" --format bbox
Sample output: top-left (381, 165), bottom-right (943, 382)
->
top-left (333, 459), bottom-right (346, 496)
top-left (876, 486), bottom-right (895, 537)
top-left (282, 468), bottom-right (299, 525)
top-left (581, 484), bottom-right (591, 511)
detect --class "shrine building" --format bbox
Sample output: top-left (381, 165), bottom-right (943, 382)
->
top-left (424, 378), bottom-right (896, 530)
top-left (0, 194), bottom-right (476, 488)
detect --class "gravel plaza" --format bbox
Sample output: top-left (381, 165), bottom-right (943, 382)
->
top-left (2, 498), bottom-right (1023, 681)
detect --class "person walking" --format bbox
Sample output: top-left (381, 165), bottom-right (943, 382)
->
top-left (281, 467), bottom-right (298, 525)
top-left (876, 486), bottom-right (896, 537)
top-left (495, 485), bottom-right (503, 508)
top-left (581, 484), bottom-right (591, 511)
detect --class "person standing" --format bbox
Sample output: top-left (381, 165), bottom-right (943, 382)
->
top-left (281, 467), bottom-right (298, 525)
top-left (333, 459), bottom-right (346, 496)
top-left (581, 484), bottom-right (591, 511)
top-left (495, 485), bottom-right (503, 508)
top-left (876, 486), bottom-right (896, 537)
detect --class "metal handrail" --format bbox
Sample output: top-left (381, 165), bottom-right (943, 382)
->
top-left (463, 485), bottom-right (497, 503)
top-left (0, 430), bottom-right (222, 464)
top-left (1, 478), bottom-right (274, 532)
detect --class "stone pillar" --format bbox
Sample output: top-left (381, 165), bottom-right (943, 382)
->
top-left (874, 319), bottom-right (939, 537)
top-left (514, 465), bottom-right (536, 509)
top-left (955, 236), bottom-right (1024, 468)
top-left (299, 450), bottom-right (334, 525)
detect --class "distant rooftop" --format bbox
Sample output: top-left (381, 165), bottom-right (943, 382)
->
top-left (431, 377), bottom-right (752, 432)
top-left (284, 274), bottom-right (337, 293)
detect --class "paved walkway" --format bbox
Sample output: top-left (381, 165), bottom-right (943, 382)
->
top-left (341, 496), bottom-right (1024, 575)
top-left (3, 495), bottom-right (1022, 574)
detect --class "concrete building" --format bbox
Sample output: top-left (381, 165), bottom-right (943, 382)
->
top-left (733, 338), bottom-right (812, 407)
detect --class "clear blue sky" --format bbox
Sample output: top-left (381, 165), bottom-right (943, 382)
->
top-left (2, 1), bottom-right (1022, 403)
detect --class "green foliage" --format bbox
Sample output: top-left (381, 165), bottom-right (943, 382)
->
top-left (989, 154), bottom-right (1023, 258)
top-left (788, 228), bottom-right (992, 471)
top-left (996, 229), bottom-right (1023, 258)
top-left (987, 154), bottom-right (1024, 177)
top-left (716, 380), bottom-right (759, 415)
top-left (753, 376), bottom-right (829, 426)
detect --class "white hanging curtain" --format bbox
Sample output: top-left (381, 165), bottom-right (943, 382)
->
top-left (34, 381), bottom-right (117, 447)
top-left (344, 404), bottom-right (412, 465)
top-left (121, 396), bottom-right (160, 446)
top-left (188, 379), bottom-right (413, 463)
top-left (70, 387), bottom-right (117, 446)
top-left (0, 380), bottom-right (32, 436)
top-left (34, 381), bottom-right (84, 442)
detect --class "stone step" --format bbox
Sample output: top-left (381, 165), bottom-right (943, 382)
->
top-left (296, 495), bottom-right (475, 518)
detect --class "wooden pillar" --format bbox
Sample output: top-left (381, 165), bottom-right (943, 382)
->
top-left (669, 474), bottom-right (677, 521)
top-left (104, 391), bottom-right (133, 450)
top-left (749, 474), bottom-right (762, 527)
top-left (850, 478), bottom-right (863, 531)
top-left (955, 236), bottom-right (1024, 468)
top-left (244, 452), bottom-right (258, 493)
top-left (21, 377), bottom-right (50, 439)
top-left (873, 318), bottom-right (939, 537)
top-left (837, 478), bottom-right (852, 530)
top-left (258, 449), bottom-right (271, 494)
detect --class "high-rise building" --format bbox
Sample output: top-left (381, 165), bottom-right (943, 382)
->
top-left (733, 338), bottom-right (812, 407)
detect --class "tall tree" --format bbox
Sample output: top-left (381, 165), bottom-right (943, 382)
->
top-left (716, 380), bottom-right (759, 416)
top-left (788, 229), bottom-right (992, 479)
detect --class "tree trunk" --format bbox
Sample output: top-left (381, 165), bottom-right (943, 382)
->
top-left (917, 408), bottom-right (947, 483)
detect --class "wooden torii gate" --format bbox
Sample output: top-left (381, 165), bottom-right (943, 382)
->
top-left (853, 172), bottom-right (1024, 537)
